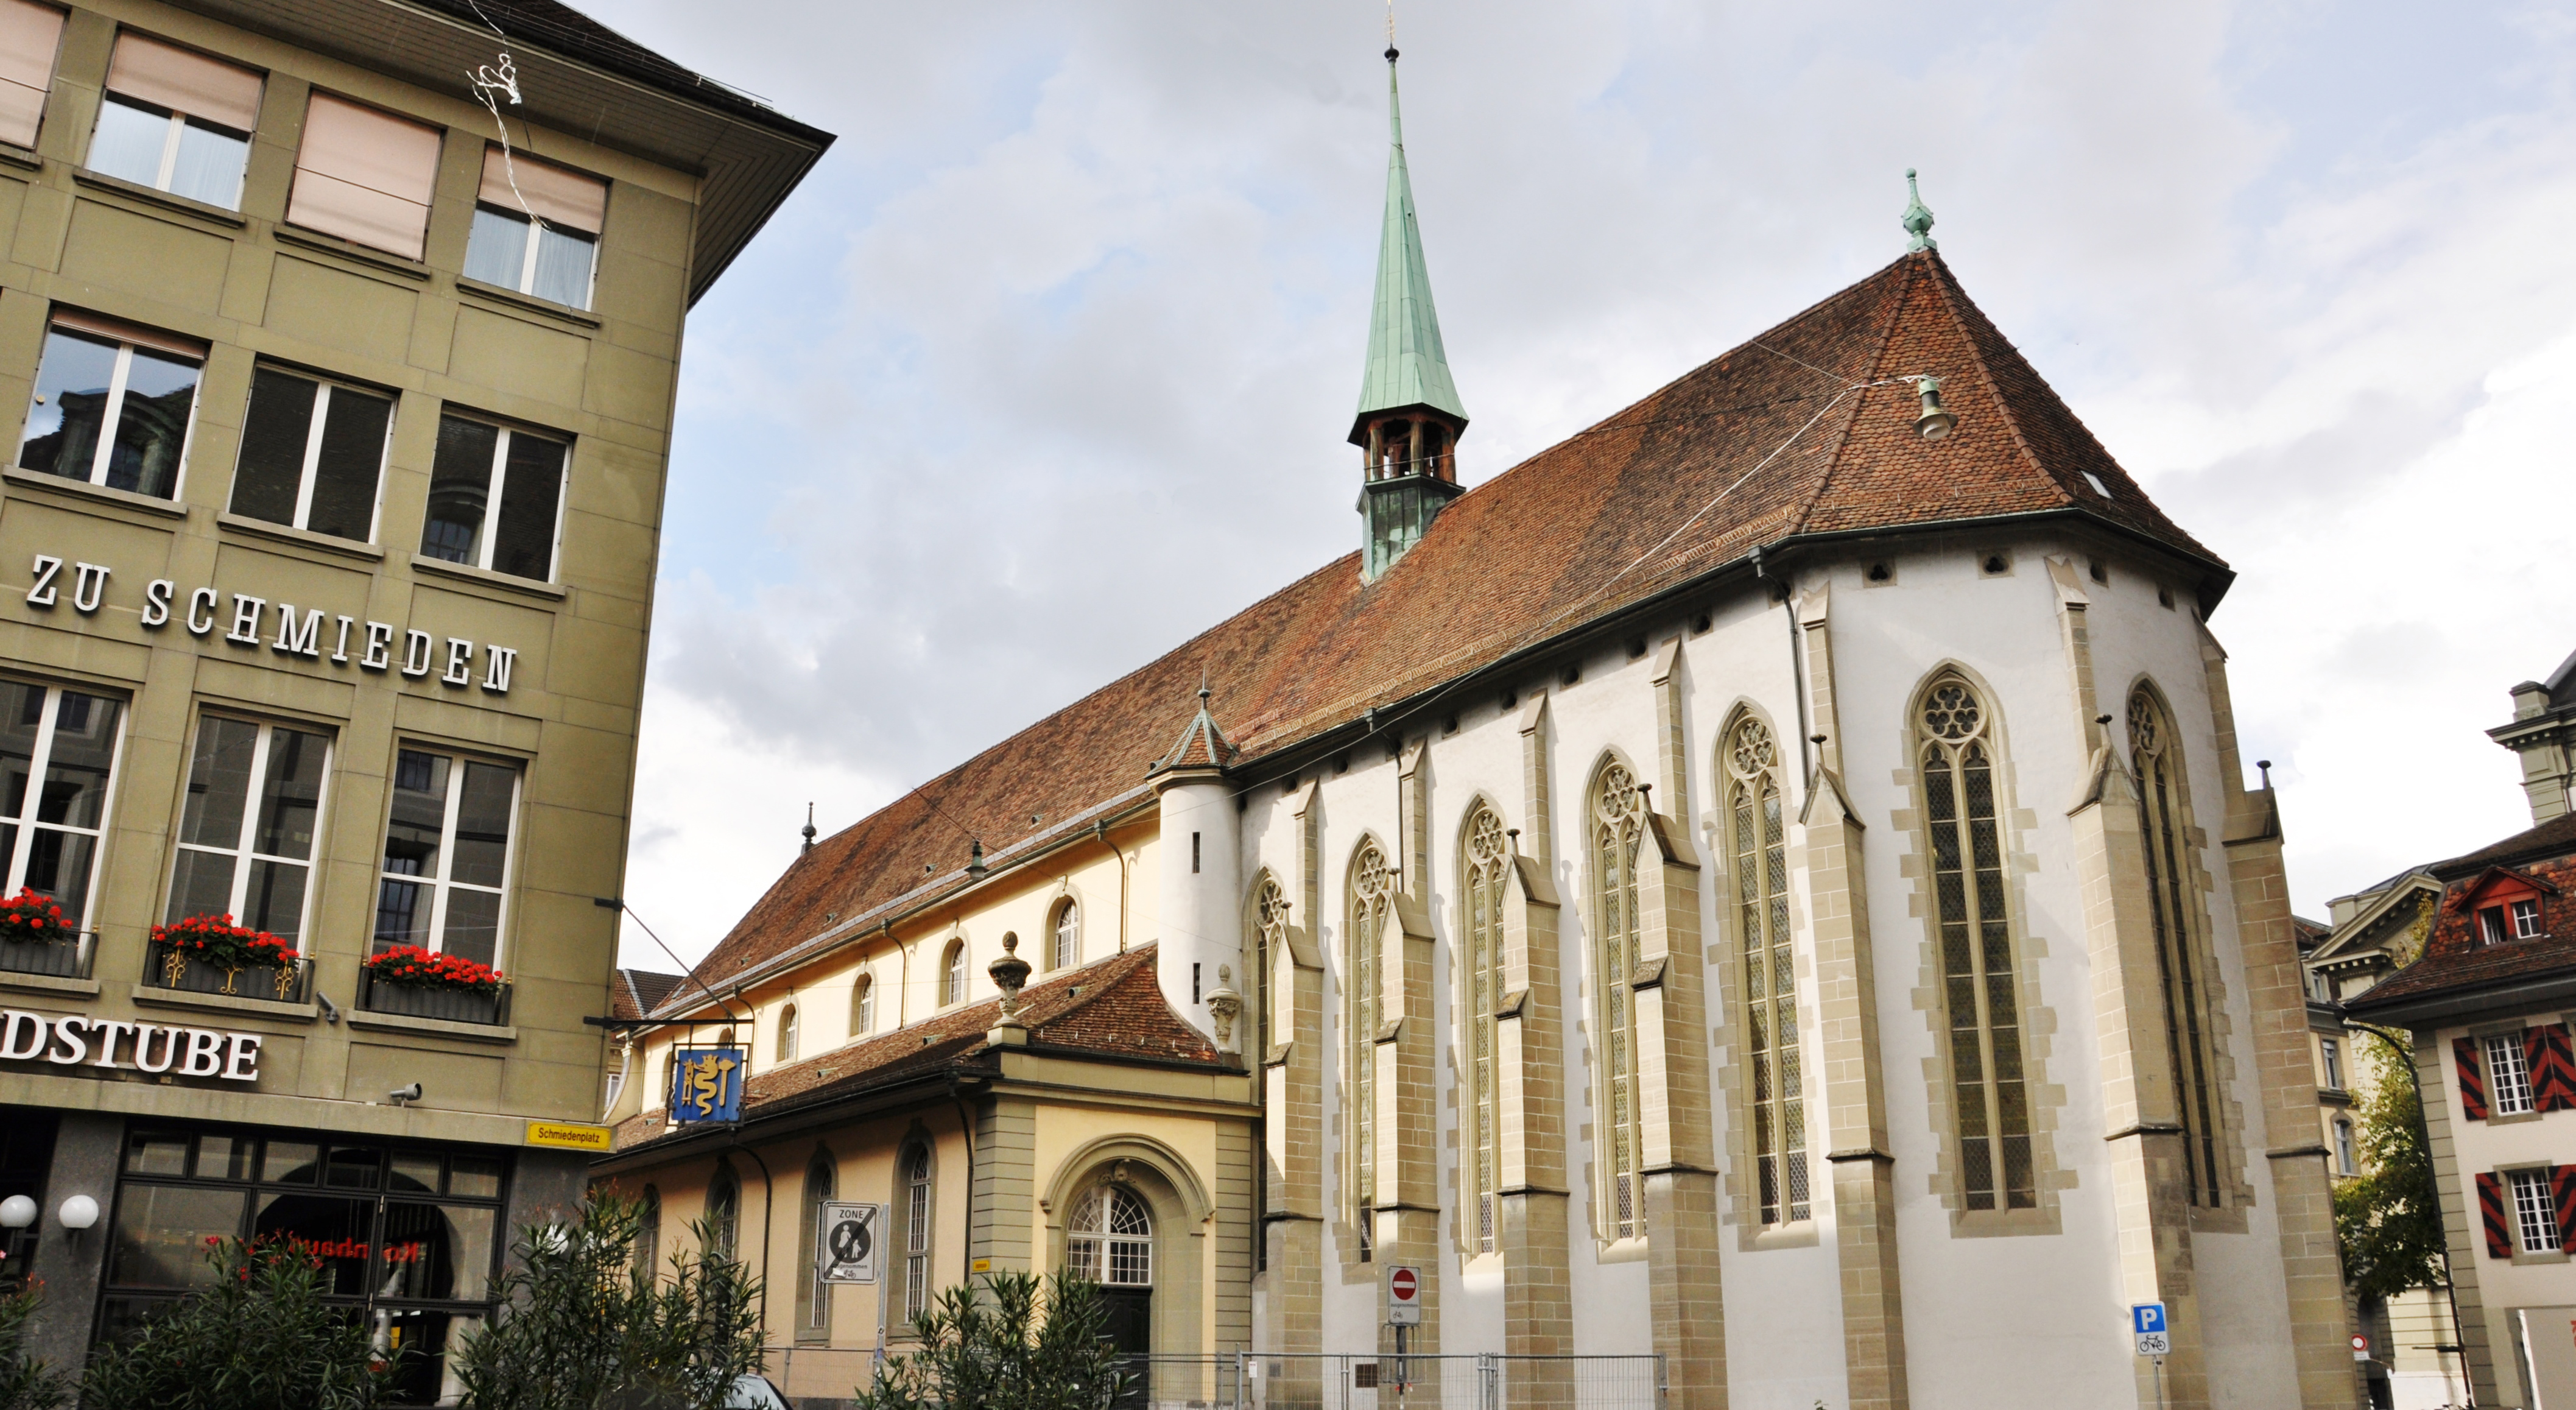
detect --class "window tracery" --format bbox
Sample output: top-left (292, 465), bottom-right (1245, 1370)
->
top-left (1347, 840), bottom-right (1393, 1261)
top-left (1066, 1185), bottom-right (1153, 1286)
top-left (1592, 761), bottom-right (1647, 1239)
top-left (1727, 717), bottom-right (1805, 1226)
top-left (2129, 685), bottom-right (2224, 1208)
top-left (1462, 803), bottom-right (1508, 1254)
top-left (1917, 677), bottom-right (2033, 1211)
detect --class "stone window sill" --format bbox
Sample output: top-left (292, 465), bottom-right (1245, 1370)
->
top-left (1747, 1221), bottom-right (1820, 1252)
top-left (410, 552), bottom-right (566, 601)
top-left (275, 224), bottom-right (431, 282)
top-left (217, 511), bottom-right (385, 563)
top-left (71, 169), bottom-right (248, 229)
top-left (130, 982), bottom-right (317, 1022)
top-left (347, 1008), bottom-right (517, 1045)
top-left (0, 971), bottom-right (99, 998)
top-left (0, 141), bottom-right (38, 172)
top-left (4, 465), bottom-right (189, 520)
top-left (457, 277), bottom-right (602, 330)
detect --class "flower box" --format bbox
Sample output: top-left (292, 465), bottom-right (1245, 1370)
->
top-left (144, 940), bottom-right (311, 1003)
top-left (0, 889), bottom-right (82, 977)
top-left (359, 967), bottom-right (512, 1025)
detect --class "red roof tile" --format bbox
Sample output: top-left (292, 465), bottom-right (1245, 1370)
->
top-left (2351, 843), bottom-right (2576, 1010)
top-left (674, 251), bottom-right (2225, 994)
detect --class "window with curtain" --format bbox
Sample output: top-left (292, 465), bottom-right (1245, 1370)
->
top-left (797, 1153), bottom-right (833, 1337)
top-left (901, 1144), bottom-right (932, 1319)
top-left (165, 715), bottom-right (329, 944)
top-left (1462, 803), bottom-right (1507, 1254)
top-left (2128, 686), bottom-right (2225, 1208)
top-left (941, 942), bottom-right (965, 1006)
top-left (1066, 1185), bottom-right (1152, 1286)
top-left (463, 146), bottom-right (605, 309)
top-left (228, 366), bottom-right (393, 541)
top-left (1051, 899), bottom-right (1080, 970)
top-left (0, 1), bottom-right (65, 149)
top-left (1593, 760), bottom-right (1647, 1239)
top-left (286, 93), bottom-right (438, 260)
top-left (1347, 839), bottom-right (1392, 1261)
top-left (850, 971), bottom-right (875, 1036)
top-left (1727, 717), bottom-right (1804, 1226)
top-left (1918, 679), bottom-right (2033, 1213)
top-left (88, 32), bottom-right (260, 209)
top-left (20, 313), bottom-right (203, 499)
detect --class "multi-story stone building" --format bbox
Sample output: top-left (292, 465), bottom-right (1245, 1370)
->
top-left (2343, 656), bottom-right (2576, 1410)
top-left (0, 0), bottom-right (825, 1398)
top-left (600, 48), bottom-right (2356, 1410)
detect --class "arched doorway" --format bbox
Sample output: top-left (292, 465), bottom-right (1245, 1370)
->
top-left (1066, 1184), bottom-right (1153, 1401)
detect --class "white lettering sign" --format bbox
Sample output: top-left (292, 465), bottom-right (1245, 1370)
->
top-left (0, 1007), bottom-right (262, 1082)
top-left (21, 552), bottom-right (521, 694)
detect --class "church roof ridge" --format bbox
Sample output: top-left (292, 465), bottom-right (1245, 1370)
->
top-left (688, 250), bottom-right (2231, 989)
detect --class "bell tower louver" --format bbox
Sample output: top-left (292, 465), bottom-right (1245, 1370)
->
top-left (1352, 42), bottom-right (1467, 583)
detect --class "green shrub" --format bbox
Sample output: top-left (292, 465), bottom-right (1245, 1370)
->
top-left (854, 1270), bottom-right (1128, 1410)
top-left (451, 1190), bottom-right (764, 1410)
top-left (0, 1282), bottom-right (73, 1410)
top-left (78, 1238), bottom-right (390, 1409)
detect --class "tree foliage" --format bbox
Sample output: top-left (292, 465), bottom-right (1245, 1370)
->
top-left (2334, 1028), bottom-right (2451, 1301)
top-left (451, 1190), bottom-right (765, 1410)
top-left (78, 1238), bottom-right (392, 1410)
top-left (854, 1270), bottom-right (1130, 1410)
top-left (0, 1283), bottom-right (72, 1410)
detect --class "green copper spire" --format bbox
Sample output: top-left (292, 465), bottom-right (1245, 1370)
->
top-left (1901, 168), bottom-right (1937, 252)
top-left (1351, 46), bottom-right (1466, 443)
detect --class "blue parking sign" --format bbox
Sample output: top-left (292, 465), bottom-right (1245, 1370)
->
top-left (2131, 1303), bottom-right (2167, 1336)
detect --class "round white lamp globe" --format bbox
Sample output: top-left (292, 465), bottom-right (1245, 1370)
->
top-left (0, 1194), bottom-right (35, 1229)
top-left (57, 1194), bottom-right (98, 1231)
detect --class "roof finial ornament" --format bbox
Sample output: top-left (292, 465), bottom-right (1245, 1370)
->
top-left (1901, 168), bottom-right (1937, 253)
top-left (1386, 0), bottom-right (1398, 62)
top-left (800, 802), bottom-right (816, 854)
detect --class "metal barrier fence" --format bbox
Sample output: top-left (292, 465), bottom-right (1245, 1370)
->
top-left (753, 1348), bottom-right (1665, 1410)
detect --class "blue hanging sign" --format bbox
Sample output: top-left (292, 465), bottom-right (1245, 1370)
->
top-left (670, 1046), bottom-right (747, 1123)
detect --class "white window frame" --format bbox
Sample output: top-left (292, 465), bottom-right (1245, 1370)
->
top-left (468, 203), bottom-right (599, 310)
top-left (2320, 1037), bottom-right (2344, 1091)
top-left (0, 682), bottom-right (127, 927)
top-left (777, 1002), bottom-right (798, 1062)
top-left (1065, 1185), bottom-right (1153, 1287)
top-left (233, 369), bottom-right (393, 541)
top-left (2508, 1168), bottom-right (2563, 1253)
top-left (850, 971), bottom-right (875, 1037)
top-left (2487, 1032), bottom-right (2536, 1116)
top-left (1051, 899), bottom-right (1079, 971)
top-left (26, 322), bottom-right (202, 496)
top-left (375, 744), bottom-right (523, 968)
top-left (426, 415), bottom-right (569, 581)
top-left (2510, 898), bottom-right (2544, 939)
top-left (2480, 908), bottom-right (2509, 945)
top-left (93, 94), bottom-right (248, 206)
top-left (941, 941), bottom-right (965, 1006)
top-left (903, 1145), bottom-right (933, 1319)
top-left (165, 714), bottom-right (331, 938)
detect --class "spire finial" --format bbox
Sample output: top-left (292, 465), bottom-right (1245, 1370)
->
top-left (1386, 0), bottom-right (1398, 61)
top-left (800, 802), bottom-right (816, 854)
top-left (1901, 168), bottom-right (1937, 253)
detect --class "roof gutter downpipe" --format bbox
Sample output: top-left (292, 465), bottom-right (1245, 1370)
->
top-left (1762, 543), bottom-right (1816, 786)
top-left (948, 1072), bottom-right (978, 1291)
top-left (1098, 820), bottom-right (1130, 954)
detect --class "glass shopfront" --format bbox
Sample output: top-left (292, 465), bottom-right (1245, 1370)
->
top-left (102, 1124), bottom-right (508, 1404)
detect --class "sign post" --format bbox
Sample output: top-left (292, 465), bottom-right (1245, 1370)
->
top-left (818, 1201), bottom-right (882, 1284)
top-left (1385, 1264), bottom-right (1421, 1397)
top-left (2132, 1303), bottom-right (2169, 1410)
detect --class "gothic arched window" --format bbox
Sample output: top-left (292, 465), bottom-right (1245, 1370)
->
top-left (1592, 760), bottom-right (1647, 1240)
top-left (1254, 876), bottom-right (1289, 1060)
top-left (797, 1151), bottom-right (835, 1334)
top-left (1462, 803), bottom-right (1508, 1254)
top-left (1918, 678), bottom-right (2033, 1212)
top-left (1347, 839), bottom-right (1393, 1261)
top-left (1726, 716), bottom-right (1805, 1226)
top-left (1052, 899), bottom-right (1081, 971)
top-left (851, 971), bottom-right (875, 1037)
top-left (2129, 685), bottom-right (2225, 1208)
top-left (941, 940), bottom-right (966, 1007)
top-left (1066, 1185), bottom-right (1153, 1286)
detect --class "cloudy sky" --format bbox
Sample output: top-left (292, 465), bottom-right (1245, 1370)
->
top-left (574, 0), bottom-right (2576, 968)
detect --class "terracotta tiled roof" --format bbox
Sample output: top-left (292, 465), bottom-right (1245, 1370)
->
top-left (2350, 834), bottom-right (2576, 1011)
top-left (613, 946), bottom-right (1215, 1151)
top-left (673, 250), bottom-right (2226, 995)
top-left (612, 969), bottom-right (686, 1021)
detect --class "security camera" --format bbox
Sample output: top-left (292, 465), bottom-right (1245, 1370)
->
top-left (389, 1082), bottom-right (423, 1106)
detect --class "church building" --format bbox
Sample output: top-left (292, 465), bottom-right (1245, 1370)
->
top-left (599, 46), bottom-right (2356, 1410)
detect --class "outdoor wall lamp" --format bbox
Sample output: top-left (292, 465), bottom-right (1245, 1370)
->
top-left (0, 1195), bottom-right (33, 1229)
top-left (58, 1195), bottom-right (97, 1232)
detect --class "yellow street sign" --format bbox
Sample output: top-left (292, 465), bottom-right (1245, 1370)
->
top-left (526, 1121), bottom-right (614, 1151)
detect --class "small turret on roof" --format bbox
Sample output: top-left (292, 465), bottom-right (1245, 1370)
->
top-left (1150, 683), bottom-right (1237, 775)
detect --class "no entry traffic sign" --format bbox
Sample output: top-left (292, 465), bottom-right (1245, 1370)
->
top-left (1385, 1264), bottom-right (1422, 1326)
